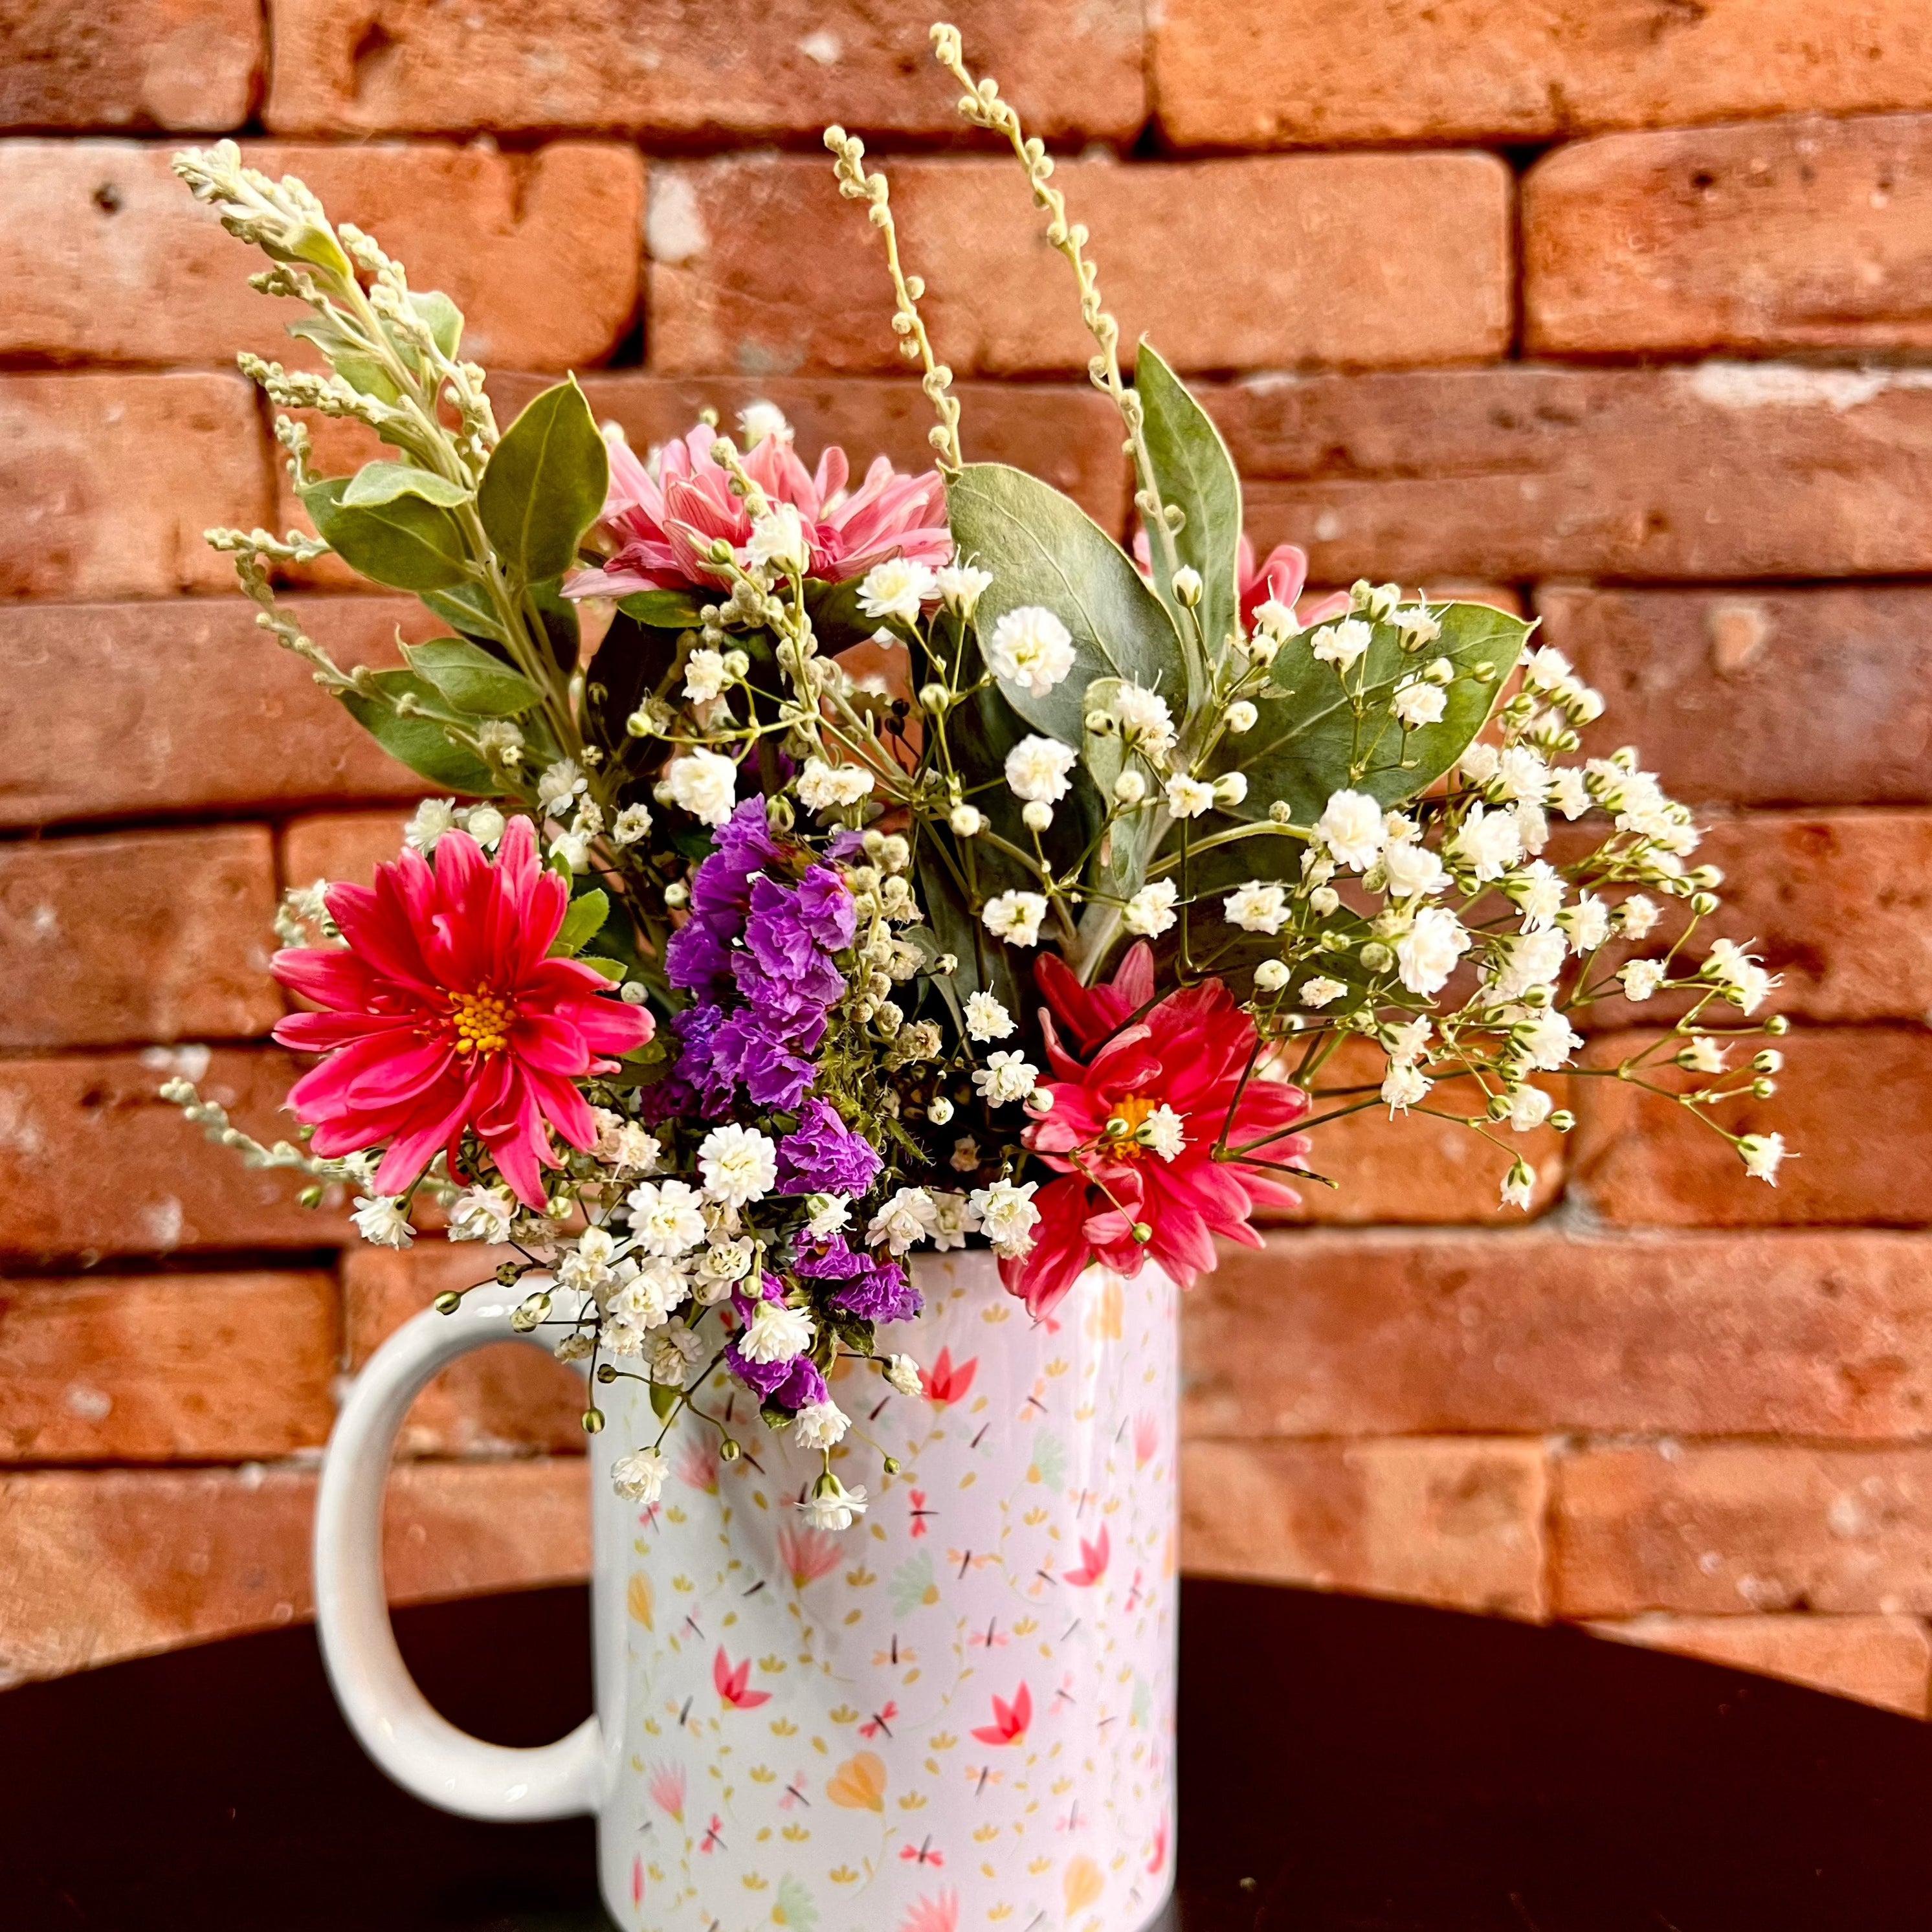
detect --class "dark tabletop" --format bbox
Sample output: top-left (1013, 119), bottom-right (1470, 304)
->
top-left (6, 1579), bottom-right (1932, 1931)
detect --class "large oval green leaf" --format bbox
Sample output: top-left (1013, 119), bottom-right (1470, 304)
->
top-left (401, 637), bottom-right (541, 716)
top-left (299, 476), bottom-right (471, 592)
top-left (1230, 599), bottom-right (1535, 836)
top-left (339, 670), bottom-right (498, 793)
top-left (478, 377), bottom-right (609, 584)
top-left (1135, 340), bottom-right (1242, 683)
top-left (946, 464), bottom-right (1185, 745)
top-left (342, 461), bottom-right (472, 509)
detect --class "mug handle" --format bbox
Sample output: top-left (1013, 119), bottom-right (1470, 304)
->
top-left (313, 1285), bottom-right (603, 1821)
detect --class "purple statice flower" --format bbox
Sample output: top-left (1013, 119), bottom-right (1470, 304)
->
top-left (707, 1011), bottom-right (817, 1111)
top-left (664, 915), bottom-right (730, 995)
top-left (775, 1100), bottom-right (882, 1196)
top-left (794, 866), bottom-right (857, 950)
top-left (715, 795), bottom-right (786, 875)
top-left (794, 1230), bottom-right (922, 1326)
top-left (725, 1340), bottom-right (828, 1411)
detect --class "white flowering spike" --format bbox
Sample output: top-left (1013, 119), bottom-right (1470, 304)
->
top-left (664, 748), bottom-right (739, 826)
top-left (985, 605), bottom-right (1076, 696)
top-left (698, 1123), bottom-right (778, 1206)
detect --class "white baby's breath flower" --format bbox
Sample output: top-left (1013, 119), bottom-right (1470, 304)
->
top-left (949, 1134), bottom-right (983, 1173)
top-left (448, 1184), bottom-right (516, 1244)
top-left (1516, 1008), bottom-right (1582, 1072)
top-left (1316, 790), bottom-right (1386, 871)
top-left (608, 1257), bottom-right (689, 1331)
top-left (739, 1297), bottom-right (814, 1364)
top-left (1447, 803), bottom-right (1522, 883)
top-left (1396, 905), bottom-right (1472, 997)
top-left (664, 748), bottom-right (738, 826)
top-left (1617, 894), bottom-right (1661, 940)
top-left (792, 1400), bottom-right (850, 1450)
top-left (405, 797), bottom-right (458, 853)
top-left (1251, 597), bottom-right (1300, 641)
top-left (646, 1319), bottom-right (705, 1387)
top-left (1619, 959), bottom-right (1667, 1003)
top-left (949, 803), bottom-right (984, 838)
top-left (1298, 975), bottom-right (1347, 1008)
top-left (1386, 1016), bottom-right (1432, 1065)
top-left (1507, 1085), bottom-right (1554, 1132)
top-left (698, 1123), bottom-right (777, 1206)
top-left (746, 502), bottom-right (809, 576)
top-left (1124, 880), bottom-right (1179, 937)
top-left (804, 1194), bottom-right (851, 1238)
top-left (537, 757), bottom-right (588, 813)
top-left (1459, 741), bottom-right (1502, 786)
top-left (1704, 937), bottom-right (1775, 1014)
top-left (610, 803), bottom-right (652, 847)
top-left (1558, 893), bottom-right (1611, 955)
top-left (1138, 1104), bottom-right (1187, 1162)
top-left (1254, 959), bottom-right (1291, 994)
top-left (1500, 1161), bottom-right (1536, 1212)
top-left (1225, 699), bottom-right (1259, 735)
top-left (352, 1194), bottom-right (414, 1249)
top-left (964, 991), bottom-right (1015, 1041)
top-left (970, 1177), bottom-right (1041, 1258)
top-left (1111, 683), bottom-right (1177, 758)
top-left (611, 1448), bottom-right (669, 1504)
top-left (1739, 1133), bottom-right (1790, 1186)
top-left (867, 1186), bottom-right (940, 1256)
top-left (1311, 617), bottom-right (1373, 674)
top-left (1392, 604), bottom-right (1443, 649)
top-left (1162, 773), bottom-right (1215, 819)
top-left (1223, 882), bottom-right (1289, 935)
top-left (884, 1353), bottom-right (923, 1396)
top-left (928, 1190), bottom-right (980, 1252)
top-left (1381, 1062), bottom-right (1431, 1111)
top-left (973, 1050), bottom-right (1041, 1108)
top-left (795, 756), bottom-right (876, 813)
top-left (1505, 861), bottom-right (1566, 933)
top-left (682, 648), bottom-right (728, 703)
top-left (558, 1225), bottom-right (620, 1293)
top-left (625, 1178), bottom-right (708, 1257)
top-left (1494, 746), bottom-right (1551, 805)
top-left (1489, 928), bottom-right (1568, 1003)
top-left (936, 561), bottom-right (993, 617)
top-left (1391, 680), bottom-right (1445, 729)
top-left (1380, 839), bottom-right (1449, 900)
top-left (858, 557), bottom-right (938, 623)
top-left (1005, 735), bottom-right (1078, 805)
top-left (737, 401), bottom-right (791, 446)
top-left (461, 802), bottom-right (507, 847)
top-left (1548, 768), bottom-right (1591, 820)
top-left (1685, 1034), bottom-right (1728, 1074)
top-left (985, 606), bottom-right (1076, 696)
top-left (983, 891), bottom-right (1047, 947)
top-left (797, 1472), bottom-right (867, 1531)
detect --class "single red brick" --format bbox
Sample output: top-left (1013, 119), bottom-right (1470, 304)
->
top-left (494, 371), bottom-right (1134, 539)
top-left (1, 140), bottom-right (641, 371)
top-left (1552, 1443), bottom-right (1932, 1619)
top-left (0, 0), bottom-right (260, 131)
top-left (1182, 1436), bottom-right (1547, 1619)
top-left (1574, 814), bottom-right (1932, 1029)
top-left (1526, 114), bottom-right (1932, 357)
top-left (1207, 365), bottom-right (1932, 583)
top-left (0, 373), bottom-right (267, 598)
top-left (0, 827), bottom-right (282, 1049)
top-left (1587, 1614), bottom-right (1931, 1717)
top-left (1573, 1027), bottom-right (1932, 1229)
top-left (279, 809), bottom-right (416, 896)
top-left (344, 1244), bottom-right (586, 1458)
top-left (1538, 586), bottom-right (1932, 808)
top-left (0, 597), bottom-right (438, 829)
top-left (0, 1269), bottom-right (336, 1461)
top-left (1184, 1228), bottom-right (1932, 1442)
top-left (264, 0), bottom-right (1144, 142)
top-left (647, 153), bottom-right (1511, 378)
top-left (0, 1047), bottom-right (353, 1261)
top-left (0, 1458), bottom-right (588, 1683)
top-left (1153, 0), bottom-right (1932, 148)
top-left (1260, 1036), bottom-right (1564, 1226)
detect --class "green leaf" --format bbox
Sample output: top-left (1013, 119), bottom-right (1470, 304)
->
top-left (577, 955), bottom-right (627, 982)
top-left (1076, 677), bottom-right (1154, 902)
top-left (1237, 599), bottom-right (1534, 832)
top-left (650, 1381), bottom-right (680, 1422)
top-left (342, 461), bottom-right (472, 510)
top-left (300, 476), bottom-right (471, 592)
top-left (401, 637), bottom-right (540, 716)
top-left (616, 588), bottom-right (707, 630)
top-left (287, 315), bottom-right (399, 405)
top-left (339, 671), bottom-right (496, 793)
top-left (945, 464), bottom-right (1186, 744)
top-left (408, 289), bottom-right (463, 361)
top-left (550, 888), bottom-right (611, 959)
top-left (420, 582), bottom-right (510, 645)
top-left (478, 377), bottom-right (608, 583)
top-left (1136, 340), bottom-right (1242, 682)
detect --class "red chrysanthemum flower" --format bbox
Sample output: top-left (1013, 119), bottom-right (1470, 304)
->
top-left (271, 817), bottom-right (653, 1208)
top-left (1003, 944), bottom-right (1311, 1316)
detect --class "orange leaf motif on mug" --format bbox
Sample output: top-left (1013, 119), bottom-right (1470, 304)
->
top-left (826, 1750), bottom-right (887, 1812)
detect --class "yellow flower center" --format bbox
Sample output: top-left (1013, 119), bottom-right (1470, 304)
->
top-left (447, 986), bottom-right (516, 1057)
top-left (1104, 1093), bottom-right (1156, 1160)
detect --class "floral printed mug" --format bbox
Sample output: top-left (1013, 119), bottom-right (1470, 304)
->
top-left (316, 1250), bottom-right (1179, 1932)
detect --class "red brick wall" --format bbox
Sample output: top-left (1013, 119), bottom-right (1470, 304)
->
top-left (3, 1), bottom-right (1930, 1718)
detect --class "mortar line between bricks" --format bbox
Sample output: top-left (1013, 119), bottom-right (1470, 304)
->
top-left (1192, 1433), bottom-right (1932, 1451)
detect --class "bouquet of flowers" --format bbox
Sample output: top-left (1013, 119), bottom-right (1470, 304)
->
top-left (162, 25), bottom-right (1786, 1534)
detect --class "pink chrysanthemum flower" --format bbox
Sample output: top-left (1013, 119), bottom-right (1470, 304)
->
top-left (564, 422), bottom-right (952, 599)
top-left (270, 818), bottom-right (653, 1208)
top-left (1131, 531), bottom-right (1352, 631)
top-left (1003, 944), bottom-right (1311, 1316)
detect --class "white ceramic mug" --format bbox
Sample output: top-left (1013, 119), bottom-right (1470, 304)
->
top-left (316, 1251), bottom-right (1179, 1932)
